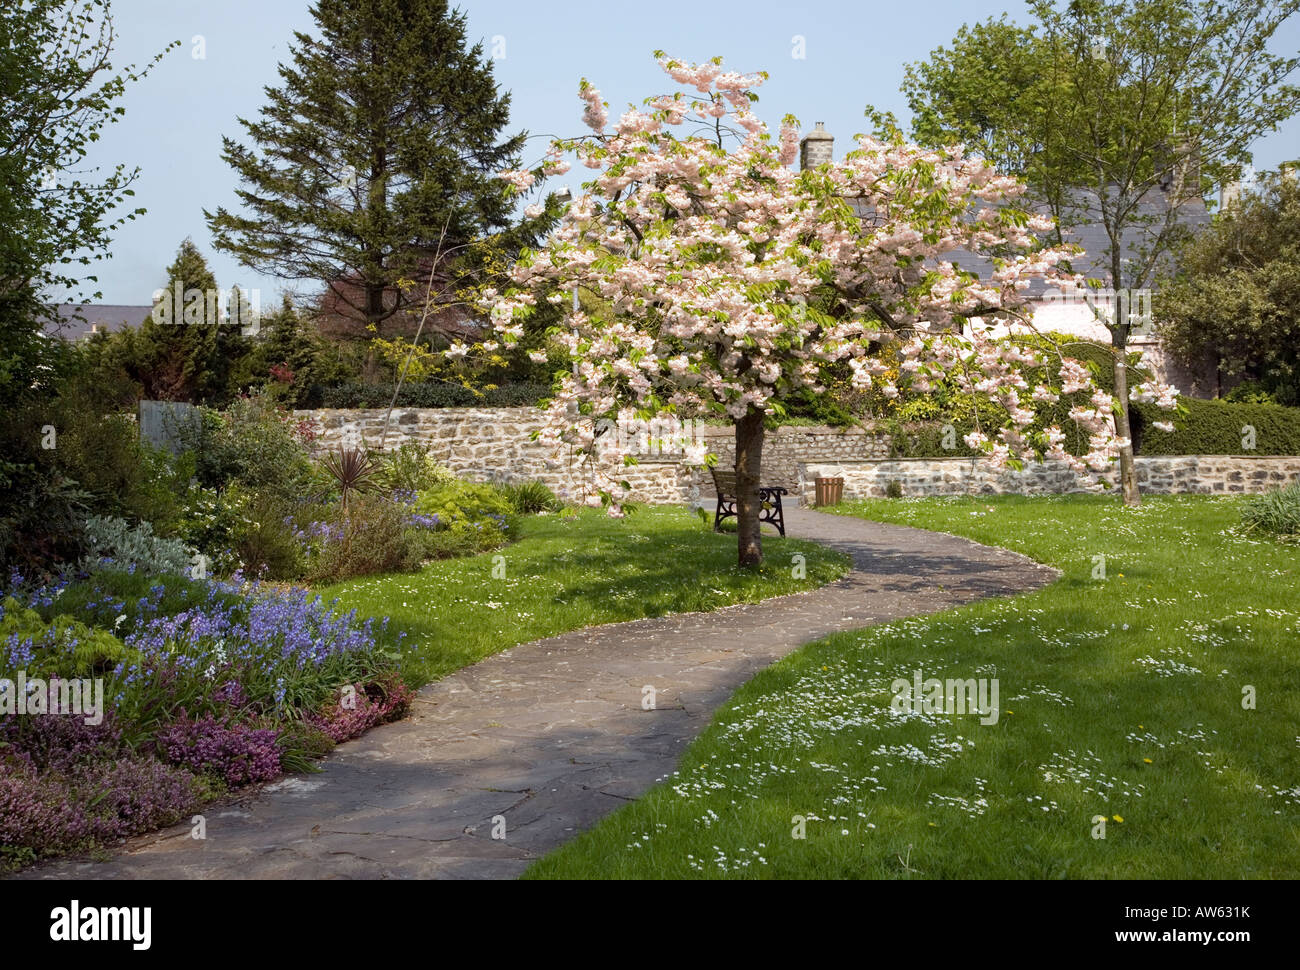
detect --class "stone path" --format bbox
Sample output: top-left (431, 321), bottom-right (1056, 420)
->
top-left (20, 508), bottom-right (1056, 880)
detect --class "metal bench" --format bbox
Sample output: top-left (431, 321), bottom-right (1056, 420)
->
top-left (709, 468), bottom-right (788, 537)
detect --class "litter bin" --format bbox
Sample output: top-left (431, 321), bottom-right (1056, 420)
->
top-left (814, 476), bottom-right (844, 507)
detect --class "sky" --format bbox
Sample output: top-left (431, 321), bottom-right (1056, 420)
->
top-left (59, 0), bottom-right (1300, 307)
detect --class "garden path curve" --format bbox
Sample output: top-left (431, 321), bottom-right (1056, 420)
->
top-left (21, 508), bottom-right (1056, 880)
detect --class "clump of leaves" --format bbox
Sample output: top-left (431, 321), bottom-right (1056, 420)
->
top-left (1240, 482), bottom-right (1300, 540)
top-left (500, 480), bottom-right (563, 514)
top-left (375, 441), bottom-right (458, 493)
top-left (320, 447), bottom-right (382, 510)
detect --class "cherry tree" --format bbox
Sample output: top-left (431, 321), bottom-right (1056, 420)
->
top-left (478, 53), bottom-right (1178, 567)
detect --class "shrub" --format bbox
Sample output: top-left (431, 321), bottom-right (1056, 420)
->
top-left (187, 389), bottom-right (320, 502)
top-left (415, 478), bottom-right (513, 529)
top-left (229, 489), bottom-right (307, 580)
top-left (174, 483), bottom-right (245, 575)
top-left (0, 753), bottom-right (206, 869)
top-left (319, 447), bottom-right (382, 510)
top-left (0, 714), bottom-right (207, 869)
top-left (1225, 381), bottom-right (1282, 405)
top-left (79, 514), bottom-right (195, 577)
top-left (308, 493), bottom-right (417, 582)
top-left (155, 711), bottom-right (282, 786)
top-left (308, 673), bottom-right (415, 744)
top-left (0, 595), bottom-right (136, 677)
top-left (779, 386), bottom-right (857, 427)
top-left (0, 472), bottom-right (92, 577)
top-left (1133, 399), bottom-right (1300, 456)
top-left (404, 526), bottom-right (497, 561)
top-left (1240, 482), bottom-right (1300, 540)
top-left (44, 401), bottom-right (190, 533)
top-left (376, 441), bottom-right (459, 493)
top-left (175, 480), bottom-right (317, 581)
top-left (500, 480), bottom-right (563, 514)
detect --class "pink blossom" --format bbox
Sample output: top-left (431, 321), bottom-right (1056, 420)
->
top-left (480, 51), bottom-right (1125, 510)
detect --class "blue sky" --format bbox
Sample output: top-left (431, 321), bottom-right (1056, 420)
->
top-left (64, 0), bottom-right (1300, 306)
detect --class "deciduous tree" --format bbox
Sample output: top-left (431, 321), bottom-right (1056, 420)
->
top-left (886, 0), bottom-right (1300, 504)
top-left (483, 53), bottom-right (1176, 566)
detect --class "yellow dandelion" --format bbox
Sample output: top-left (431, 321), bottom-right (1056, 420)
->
top-left (1112, 815), bottom-right (1124, 823)
top-left (1143, 758), bottom-right (1153, 764)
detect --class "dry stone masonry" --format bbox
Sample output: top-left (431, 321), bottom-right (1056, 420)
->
top-left (799, 456), bottom-right (1300, 502)
top-left (296, 407), bottom-right (1300, 504)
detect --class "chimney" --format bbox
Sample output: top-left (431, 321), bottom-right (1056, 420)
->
top-left (1220, 180), bottom-right (1241, 211)
top-left (800, 121), bottom-right (834, 171)
top-left (1172, 138), bottom-right (1200, 202)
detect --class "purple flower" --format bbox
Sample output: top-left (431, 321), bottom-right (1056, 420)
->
top-left (155, 711), bottom-right (281, 786)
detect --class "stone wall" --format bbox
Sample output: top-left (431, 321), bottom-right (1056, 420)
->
top-left (294, 407), bottom-right (1300, 505)
top-left (798, 455), bottom-right (1300, 503)
top-left (295, 407), bottom-right (896, 504)
top-left (296, 406), bottom-right (691, 504)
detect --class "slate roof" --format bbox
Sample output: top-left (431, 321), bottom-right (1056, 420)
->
top-left (849, 182), bottom-right (1211, 300)
top-left (46, 304), bottom-right (151, 340)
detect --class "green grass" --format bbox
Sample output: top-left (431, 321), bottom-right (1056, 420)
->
top-left (526, 494), bottom-right (1300, 879)
top-left (318, 506), bottom-right (850, 684)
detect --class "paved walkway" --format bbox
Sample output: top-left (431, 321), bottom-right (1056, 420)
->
top-left (21, 508), bottom-right (1056, 880)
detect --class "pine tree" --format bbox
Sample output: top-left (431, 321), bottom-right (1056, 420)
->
top-left (205, 0), bottom-right (536, 337)
top-left (248, 295), bottom-right (348, 403)
top-left (129, 239), bottom-right (246, 402)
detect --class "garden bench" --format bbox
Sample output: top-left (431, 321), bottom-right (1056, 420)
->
top-left (709, 468), bottom-right (788, 537)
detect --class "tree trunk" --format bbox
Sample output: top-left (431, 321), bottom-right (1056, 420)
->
top-left (365, 280), bottom-right (385, 335)
top-left (735, 408), bottom-right (765, 568)
top-left (1111, 348), bottom-right (1141, 507)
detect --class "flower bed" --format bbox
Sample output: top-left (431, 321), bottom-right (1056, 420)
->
top-left (0, 566), bottom-right (411, 870)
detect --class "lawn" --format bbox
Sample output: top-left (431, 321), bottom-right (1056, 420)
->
top-left (319, 505), bottom-right (850, 684)
top-left (526, 494), bottom-right (1300, 879)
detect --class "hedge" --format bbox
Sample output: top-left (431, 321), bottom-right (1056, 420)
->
top-left (304, 381), bottom-right (552, 409)
top-left (885, 400), bottom-right (1300, 459)
top-left (1134, 399), bottom-right (1300, 456)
